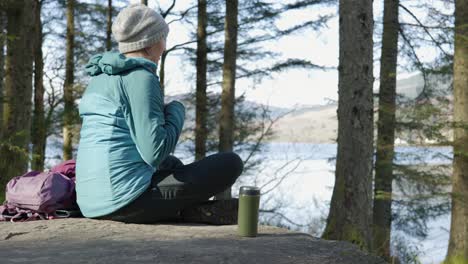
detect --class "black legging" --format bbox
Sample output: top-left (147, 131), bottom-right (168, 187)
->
top-left (97, 152), bottom-right (244, 224)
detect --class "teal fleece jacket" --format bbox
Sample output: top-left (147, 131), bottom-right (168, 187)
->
top-left (76, 51), bottom-right (185, 218)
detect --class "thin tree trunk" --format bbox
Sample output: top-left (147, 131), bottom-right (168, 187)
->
top-left (63, 0), bottom-right (75, 161)
top-left (216, 0), bottom-right (238, 200)
top-left (31, 0), bottom-right (46, 171)
top-left (0, 11), bottom-right (5, 139)
top-left (159, 51), bottom-right (166, 96)
top-left (106, 0), bottom-right (112, 51)
top-left (0, 0), bottom-right (36, 201)
top-left (195, 0), bottom-right (207, 161)
top-left (141, 0), bottom-right (148, 6)
top-left (372, 0), bottom-right (399, 260)
top-left (322, 0), bottom-right (374, 251)
top-left (446, 0), bottom-right (468, 262)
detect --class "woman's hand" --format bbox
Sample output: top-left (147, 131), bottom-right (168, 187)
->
top-left (164, 101), bottom-right (185, 116)
top-left (164, 100), bottom-right (186, 123)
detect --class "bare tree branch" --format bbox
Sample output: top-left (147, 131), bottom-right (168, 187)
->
top-left (398, 26), bottom-right (430, 101)
top-left (166, 39), bottom-right (197, 53)
top-left (399, 4), bottom-right (450, 58)
top-left (167, 5), bottom-right (197, 25)
top-left (261, 158), bottom-right (305, 195)
top-left (161, 0), bottom-right (176, 18)
top-left (399, 22), bottom-right (453, 31)
top-left (243, 106), bottom-right (296, 166)
top-left (260, 209), bottom-right (309, 228)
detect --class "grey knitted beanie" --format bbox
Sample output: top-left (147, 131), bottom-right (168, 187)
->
top-left (112, 4), bottom-right (169, 53)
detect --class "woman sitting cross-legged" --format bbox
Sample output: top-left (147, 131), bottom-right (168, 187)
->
top-left (76, 4), bottom-right (243, 224)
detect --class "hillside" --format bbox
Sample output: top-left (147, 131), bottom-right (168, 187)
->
top-left (164, 74), bottom-right (452, 144)
top-left (263, 73), bottom-right (451, 143)
top-left (270, 104), bottom-right (338, 143)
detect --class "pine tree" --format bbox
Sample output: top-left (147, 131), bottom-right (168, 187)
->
top-left (0, 0), bottom-right (36, 201)
top-left (322, 0), bottom-right (374, 251)
top-left (0, 11), bottom-right (5, 138)
top-left (63, 0), bottom-right (76, 161)
top-left (180, 0), bottom-right (334, 175)
top-left (106, 0), bottom-right (112, 51)
top-left (195, 0), bottom-right (208, 161)
top-left (385, 2), bottom-right (454, 260)
top-left (373, 0), bottom-right (399, 259)
top-left (445, 0), bottom-right (468, 262)
top-left (31, 0), bottom-right (46, 171)
top-left (216, 0), bottom-right (238, 200)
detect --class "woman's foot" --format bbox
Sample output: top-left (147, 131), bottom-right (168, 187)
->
top-left (180, 199), bottom-right (239, 225)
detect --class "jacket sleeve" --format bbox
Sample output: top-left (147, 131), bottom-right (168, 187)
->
top-left (121, 72), bottom-right (185, 169)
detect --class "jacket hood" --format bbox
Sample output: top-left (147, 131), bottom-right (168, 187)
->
top-left (85, 51), bottom-right (157, 76)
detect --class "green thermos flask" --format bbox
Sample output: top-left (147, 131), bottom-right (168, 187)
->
top-left (238, 186), bottom-right (261, 237)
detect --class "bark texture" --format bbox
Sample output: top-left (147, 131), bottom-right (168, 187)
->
top-left (372, 0), bottom-right (399, 259)
top-left (0, 0), bottom-right (36, 201)
top-left (63, 0), bottom-right (75, 161)
top-left (106, 0), bottom-right (112, 51)
top-left (0, 11), bottom-right (5, 138)
top-left (159, 51), bottom-right (166, 96)
top-left (195, 0), bottom-right (208, 161)
top-left (31, 0), bottom-right (46, 171)
top-left (216, 0), bottom-right (238, 200)
top-left (446, 0), bottom-right (468, 262)
top-left (322, 0), bottom-right (374, 251)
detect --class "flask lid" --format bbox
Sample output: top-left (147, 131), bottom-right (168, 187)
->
top-left (239, 186), bottom-right (260, 196)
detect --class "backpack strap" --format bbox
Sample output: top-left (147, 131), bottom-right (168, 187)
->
top-left (0, 205), bottom-right (12, 221)
top-left (2, 207), bottom-right (47, 222)
top-left (1, 204), bottom-right (75, 222)
top-left (54, 210), bottom-right (71, 218)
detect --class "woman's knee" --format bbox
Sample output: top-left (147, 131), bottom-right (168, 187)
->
top-left (219, 152), bottom-right (244, 183)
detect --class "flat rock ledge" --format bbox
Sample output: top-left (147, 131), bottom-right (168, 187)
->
top-left (0, 218), bottom-right (385, 264)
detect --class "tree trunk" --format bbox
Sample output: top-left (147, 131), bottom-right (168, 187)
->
top-left (0, 0), bottom-right (36, 201)
top-left (63, 0), bottom-right (75, 161)
top-left (0, 11), bottom-right (5, 139)
top-left (372, 0), bottom-right (399, 260)
top-left (141, 0), bottom-right (148, 6)
top-left (106, 0), bottom-right (112, 51)
top-left (446, 0), bottom-right (468, 262)
top-left (31, 0), bottom-right (46, 171)
top-left (159, 51), bottom-right (166, 97)
top-left (322, 0), bottom-right (374, 251)
top-left (195, 0), bottom-right (207, 161)
top-left (216, 0), bottom-right (238, 200)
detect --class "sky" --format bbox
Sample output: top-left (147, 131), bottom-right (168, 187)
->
top-left (126, 0), bottom-right (451, 109)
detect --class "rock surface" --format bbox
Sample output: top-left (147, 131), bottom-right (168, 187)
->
top-left (0, 218), bottom-right (385, 264)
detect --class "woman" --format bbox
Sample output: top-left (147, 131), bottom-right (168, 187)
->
top-left (76, 4), bottom-right (243, 224)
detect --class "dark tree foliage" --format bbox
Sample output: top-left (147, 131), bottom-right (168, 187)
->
top-left (40, 0), bottom-right (122, 146)
top-left (371, 1), bottom-right (455, 260)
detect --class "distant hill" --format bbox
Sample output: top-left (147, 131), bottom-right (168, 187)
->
top-left (270, 104), bottom-right (338, 143)
top-left (166, 74), bottom-right (451, 144)
top-left (394, 73), bottom-right (452, 99)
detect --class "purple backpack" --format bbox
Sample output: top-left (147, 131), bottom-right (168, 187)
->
top-left (0, 160), bottom-right (78, 222)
